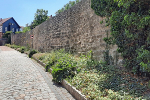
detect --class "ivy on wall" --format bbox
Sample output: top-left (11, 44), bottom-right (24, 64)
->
top-left (91, 0), bottom-right (150, 76)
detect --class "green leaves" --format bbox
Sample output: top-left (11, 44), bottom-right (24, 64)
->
top-left (91, 0), bottom-right (119, 17)
top-left (91, 0), bottom-right (150, 75)
top-left (137, 48), bottom-right (150, 72)
top-left (55, 0), bottom-right (80, 15)
top-left (22, 27), bottom-right (31, 33)
top-left (44, 50), bottom-right (77, 83)
top-left (31, 9), bottom-right (48, 29)
top-left (2, 31), bottom-right (12, 38)
top-left (29, 49), bottom-right (37, 58)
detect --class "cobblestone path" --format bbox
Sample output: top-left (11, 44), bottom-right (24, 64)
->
top-left (0, 46), bottom-right (75, 100)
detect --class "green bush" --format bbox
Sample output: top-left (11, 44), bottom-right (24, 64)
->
top-left (10, 45), bottom-right (20, 49)
top-left (29, 49), bottom-right (37, 58)
top-left (5, 44), bottom-right (11, 47)
top-left (51, 50), bottom-right (77, 83)
top-left (19, 46), bottom-right (26, 53)
top-left (43, 50), bottom-right (92, 83)
top-left (52, 57), bottom-right (77, 83)
top-left (2, 31), bottom-right (12, 38)
top-left (91, 0), bottom-right (150, 75)
top-left (22, 27), bottom-right (31, 33)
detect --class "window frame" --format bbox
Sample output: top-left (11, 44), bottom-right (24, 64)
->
top-left (5, 27), bottom-right (7, 32)
top-left (12, 28), bottom-right (14, 32)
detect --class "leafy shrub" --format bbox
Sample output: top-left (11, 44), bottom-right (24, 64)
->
top-left (2, 31), bottom-right (12, 43)
top-left (52, 66), bottom-right (76, 83)
top-left (39, 56), bottom-right (45, 60)
top-left (6, 44), bottom-right (28, 53)
top-left (38, 49), bottom-right (92, 83)
top-left (5, 44), bottom-right (11, 47)
top-left (29, 49), bottom-right (37, 58)
top-left (45, 52), bottom-right (56, 72)
top-left (22, 27), bottom-right (31, 33)
top-left (51, 50), bottom-right (77, 83)
top-left (91, 0), bottom-right (150, 76)
top-left (19, 46), bottom-right (26, 53)
top-left (15, 31), bottom-right (22, 34)
top-left (10, 45), bottom-right (20, 49)
top-left (2, 31), bottom-right (12, 38)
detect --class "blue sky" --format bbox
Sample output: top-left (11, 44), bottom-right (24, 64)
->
top-left (0, 0), bottom-right (75, 27)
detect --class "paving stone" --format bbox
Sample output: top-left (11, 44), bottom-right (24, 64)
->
top-left (0, 46), bottom-right (75, 100)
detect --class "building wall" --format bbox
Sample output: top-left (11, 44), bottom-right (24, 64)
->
top-left (11, 0), bottom-right (121, 63)
top-left (2, 18), bottom-right (20, 33)
top-left (0, 32), bottom-right (2, 39)
top-left (0, 38), bottom-right (8, 46)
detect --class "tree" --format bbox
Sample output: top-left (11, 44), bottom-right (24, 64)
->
top-left (55, 0), bottom-right (80, 15)
top-left (31, 9), bottom-right (48, 29)
top-left (22, 27), bottom-right (31, 33)
top-left (2, 31), bottom-right (12, 38)
top-left (2, 31), bottom-right (12, 43)
top-left (91, 0), bottom-right (150, 76)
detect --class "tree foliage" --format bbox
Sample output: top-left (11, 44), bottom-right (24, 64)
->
top-left (22, 27), bottom-right (31, 33)
top-left (2, 31), bottom-right (12, 38)
top-left (91, 0), bottom-right (150, 76)
top-left (55, 0), bottom-right (80, 15)
top-left (30, 9), bottom-right (48, 29)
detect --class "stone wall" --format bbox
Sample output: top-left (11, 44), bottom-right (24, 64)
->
top-left (0, 38), bottom-right (8, 46)
top-left (11, 0), bottom-right (120, 62)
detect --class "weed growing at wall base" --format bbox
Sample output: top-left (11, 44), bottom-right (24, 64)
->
top-left (29, 49), bottom-right (37, 58)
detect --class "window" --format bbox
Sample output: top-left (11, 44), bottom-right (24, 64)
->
top-left (12, 28), bottom-right (14, 32)
top-left (0, 26), bottom-right (2, 32)
top-left (16, 29), bottom-right (18, 32)
top-left (20, 28), bottom-right (23, 31)
top-left (5, 27), bottom-right (7, 32)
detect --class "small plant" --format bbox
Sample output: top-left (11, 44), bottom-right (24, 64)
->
top-left (5, 44), bottom-right (11, 47)
top-left (45, 60), bottom-right (55, 72)
top-left (2, 31), bottom-right (12, 38)
top-left (103, 50), bottom-right (114, 65)
top-left (26, 44), bottom-right (30, 51)
top-left (15, 31), bottom-right (22, 34)
top-left (39, 56), bottom-right (45, 60)
top-left (100, 20), bottom-right (103, 24)
top-left (52, 52), bottom-right (77, 83)
top-left (10, 44), bottom-right (20, 49)
top-left (29, 49), bottom-right (37, 58)
top-left (19, 46), bottom-right (26, 53)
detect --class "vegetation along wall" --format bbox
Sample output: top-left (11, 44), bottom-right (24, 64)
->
top-left (11, 0), bottom-right (120, 63)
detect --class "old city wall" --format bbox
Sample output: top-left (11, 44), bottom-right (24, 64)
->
top-left (11, 0), bottom-right (120, 62)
